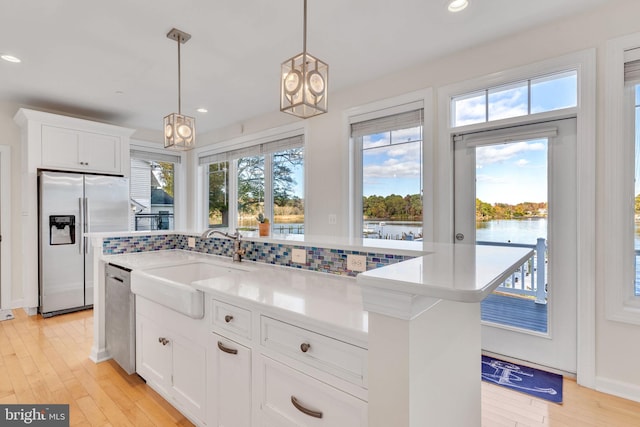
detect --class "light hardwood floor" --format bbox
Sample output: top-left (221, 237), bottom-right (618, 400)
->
top-left (2, 309), bottom-right (640, 427)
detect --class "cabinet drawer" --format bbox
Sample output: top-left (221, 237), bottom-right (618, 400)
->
top-left (261, 316), bottom-right (367, 387)
top-left (212, 299), bottom-right (252, 340)
top-left (260, 356), bottom-right (367, 427)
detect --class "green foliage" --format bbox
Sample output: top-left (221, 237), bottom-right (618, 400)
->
top-left (156, 162), bottom-right (175, 197)
top-left (363, 193), bottom-right (423, 220)
top-left (475, 198), bottom-right (547, 220)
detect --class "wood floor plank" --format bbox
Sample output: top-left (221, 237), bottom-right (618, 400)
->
top-left (2, 308), bottom-right (640, 426)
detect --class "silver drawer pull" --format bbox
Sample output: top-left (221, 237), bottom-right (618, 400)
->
top-left (300, 342), bottom-right (311, 353)
top-left (224, 314), bottom-right (234, 323)
top-left (217, 341), bottom-right (238, 355)
top-left (291, 396), bottom-right (323, 419)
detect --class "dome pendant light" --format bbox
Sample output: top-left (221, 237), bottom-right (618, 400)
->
top-left (164, 28), bottom-right (195, 150)
top-left (280, 0), bottom-right (328, 119)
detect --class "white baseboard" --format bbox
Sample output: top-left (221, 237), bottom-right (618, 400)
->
top-left (595, 376), bottom-right (640, 403)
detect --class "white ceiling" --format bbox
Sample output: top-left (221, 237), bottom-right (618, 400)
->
top-left (0, 0), bottom-right (611, 135)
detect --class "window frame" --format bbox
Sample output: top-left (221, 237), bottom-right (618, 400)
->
top-left (346, 89), bottom-right (433, 244)
top-left (195, 123), bottom-right (307, 237)
top-left (129, 140), bottom-right (186, 231)
top-left (605, 34), bottom-right (640, 325)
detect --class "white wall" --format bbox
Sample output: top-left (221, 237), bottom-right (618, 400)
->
top-left (1, 0), bottom-right (640, 400)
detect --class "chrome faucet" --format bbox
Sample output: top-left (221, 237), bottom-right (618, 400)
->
top-left (200, 229), bottom-right (246, 262)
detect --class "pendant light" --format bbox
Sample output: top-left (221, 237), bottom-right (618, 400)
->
top-left (280, 0), bottom-right (328, 119)
top-left (164, 28), bottom-right (195, 150)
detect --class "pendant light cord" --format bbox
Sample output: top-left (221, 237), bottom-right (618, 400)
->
top-left (177, 36), bottom-right (182, 115)
top-left (303, 0), bottom-right (307, 54)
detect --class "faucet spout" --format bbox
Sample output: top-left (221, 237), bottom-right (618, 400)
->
top-left (200, 229), bottom-right (245, 262)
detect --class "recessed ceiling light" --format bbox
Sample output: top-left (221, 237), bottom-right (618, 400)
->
top-left (448, 0), bottom-right (468, 12)
top-left (196, 108), bottom-right (208, 113)
top-left (1, 54), bottom-right (21, 63)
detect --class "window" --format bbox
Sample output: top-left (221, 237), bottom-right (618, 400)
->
top-left (200, 135), bottom-right (304, 235)
top-left (351, 106), bottom-right (424, 241)
top-left (626, 56), bottom-right (640, 297)
top-left (208, 161), bottom-right (229, 228)
top-left (451, 70), bottom-right (577, 127)
top-left (130, 149), bottom-right (181, 231)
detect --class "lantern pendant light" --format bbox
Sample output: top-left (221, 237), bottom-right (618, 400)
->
top-left (280, 0), bottom-right (328, 118)
top-left (164, 28), bottom-right (195, 150)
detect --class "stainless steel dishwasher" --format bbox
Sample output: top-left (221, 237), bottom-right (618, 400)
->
top-left (105, 262), bottom-right (135, 374)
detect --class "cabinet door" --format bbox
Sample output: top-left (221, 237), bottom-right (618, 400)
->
top-left (41, 125), bottom-right (122, 174)
top-left (80, 132), bottom-right (121, 174)
top-left (172, 332), bottom-right (207, 424)
top-left (41, 125), bottom-right (82, 169)
top-left (136, 314), bottom-right (171, 395)
top-left (209, 333), bottom-right (252, 427)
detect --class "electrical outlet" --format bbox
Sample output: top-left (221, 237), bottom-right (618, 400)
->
top-left (328, 214), bottom-right (337, 225)
top-left (188, 237), bottom-right (196, 248)
top-left (347, 254), bottom-right (367, 272)
top-left (292, 248), bottom-right (306, 264)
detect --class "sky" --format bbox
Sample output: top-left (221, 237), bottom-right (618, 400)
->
top-left (361, 71), bottom-right (577, 205)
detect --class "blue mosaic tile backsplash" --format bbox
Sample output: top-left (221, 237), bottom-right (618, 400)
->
top-left (102, 234), bottom-right (415, 276)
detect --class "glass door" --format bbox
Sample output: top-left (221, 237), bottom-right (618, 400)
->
top-left (454, 119), bottom-right (577, 373)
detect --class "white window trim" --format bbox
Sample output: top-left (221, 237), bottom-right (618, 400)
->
top-left (194, 122), bottom-right (307, 234)
top-left (345, 88), bottom-right (434, 243)
top-left (604, 33), bottom-right (640, 326)
top-left (129, 140), bottom-right (187, 230)
top-left (437, 49), bottom-right (596, 388)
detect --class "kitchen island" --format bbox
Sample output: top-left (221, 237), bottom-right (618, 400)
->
top-left (89, 233), bottom-right (532, 427)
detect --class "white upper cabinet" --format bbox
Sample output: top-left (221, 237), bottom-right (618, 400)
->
top-left (41, 125), bottom-right (122, 174)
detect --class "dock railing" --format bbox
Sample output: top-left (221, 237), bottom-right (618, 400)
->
top-left (477, 238), bottom-right (547, 304)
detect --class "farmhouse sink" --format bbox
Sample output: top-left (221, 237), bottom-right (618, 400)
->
top-left (131, 261), bottom-right (251, 319)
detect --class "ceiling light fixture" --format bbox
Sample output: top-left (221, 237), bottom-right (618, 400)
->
top-left (1, 54), bottom-right (21, 63)
top-left (448, 0), bottom-right (469, 12)
top-left (280, 0), bottom-right (328, 119)
top-left (164, 28), bottom-right (195, 150)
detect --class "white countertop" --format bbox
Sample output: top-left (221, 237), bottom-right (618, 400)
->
top-left (103, 250), bottom-right (368, 341)
top-left (356, 243), bottom-right (534, 303)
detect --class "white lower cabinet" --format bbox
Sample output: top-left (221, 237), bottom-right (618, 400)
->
top-left (136, 294), bottom-right (367, 427)
top-left (259, 355), bottom-right (368, 427)
top-left (136, 311), bottom-right (207, 425)
top-left (208, 333), bottom-right (252, 427)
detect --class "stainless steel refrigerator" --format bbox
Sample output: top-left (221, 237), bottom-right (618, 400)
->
top-left (38, 171), bottom-right (129, 317)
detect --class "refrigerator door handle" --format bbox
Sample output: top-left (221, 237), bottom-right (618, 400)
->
top-left (84, 197), bottom-right (90, 254)
top-left (78, 197), bottom-right (83, 255)
top-left (84, 197), bottom-right (89, 233)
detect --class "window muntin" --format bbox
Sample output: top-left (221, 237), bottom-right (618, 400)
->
top-left (451, 70), bottom-right (577, 127)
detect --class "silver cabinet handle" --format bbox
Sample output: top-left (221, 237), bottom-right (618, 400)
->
top-left (291, 396), bottom-right (323, 419)
top-left (300, 342), bottom-right (311, 353)
top-left (217, 341), bottom-right (238, 355)
top-left (224, 315), bottom-right (233, 323)
top-left (158, 337), bottom-right (170, 345)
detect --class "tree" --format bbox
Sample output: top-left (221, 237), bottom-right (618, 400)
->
top-left (155, 162), bottom-right (175, 197)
